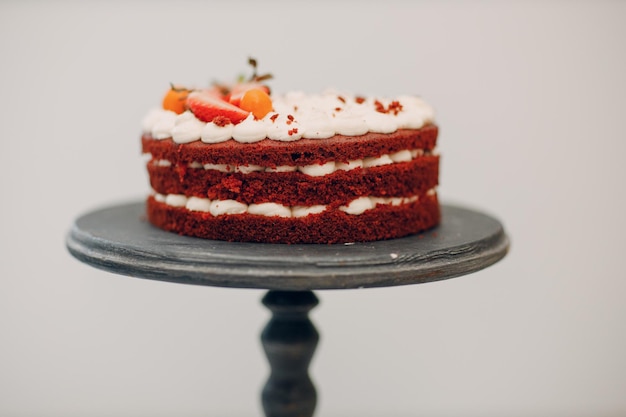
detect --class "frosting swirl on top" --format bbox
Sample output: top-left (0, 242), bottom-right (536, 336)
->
top-left (142, 90), bottom-right (435, 144)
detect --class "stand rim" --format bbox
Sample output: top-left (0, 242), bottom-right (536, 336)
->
top-left (66, 200), bottom-right (509, 290)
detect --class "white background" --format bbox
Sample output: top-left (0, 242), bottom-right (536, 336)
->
top-left (1, 1), bottom-right (625, 416)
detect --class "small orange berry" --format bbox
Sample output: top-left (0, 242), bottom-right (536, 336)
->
top-left (162, 85), bottom-right (189, 114)
top-left (239, 88), bottom-right (273, 119)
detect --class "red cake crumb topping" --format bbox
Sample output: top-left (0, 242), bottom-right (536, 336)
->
top-left (374, 100), bottom-right (404, 115)
top-left (212, 116), bottom-right (231, 127)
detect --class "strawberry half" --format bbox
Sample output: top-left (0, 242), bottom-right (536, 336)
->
top-left (186, 91), bottom-right (250, 124)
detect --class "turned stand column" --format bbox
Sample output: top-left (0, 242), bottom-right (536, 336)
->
top-left (261, 291), bottom-right (320, 417)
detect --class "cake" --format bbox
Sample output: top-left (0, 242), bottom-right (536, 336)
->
top-left (141, 61), bottom-right (440, 244)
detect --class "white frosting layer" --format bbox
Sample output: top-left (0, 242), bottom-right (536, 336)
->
top-left (171, 111), bottom-right (205, 144)
top-left (151, 147), bottom-right (434, 177)
top-left (153, 190), bottom-right (434, 218)
top-left (142, 91), bottom-right (435, 144)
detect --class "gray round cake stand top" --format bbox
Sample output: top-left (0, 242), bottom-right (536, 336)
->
top-left (66, 201), bottom-right (509, 291)
top-left (66, 200), bottom-right (508, 417)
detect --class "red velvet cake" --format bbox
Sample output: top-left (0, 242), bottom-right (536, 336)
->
top-left (141, 63), bottom-right (440, 243)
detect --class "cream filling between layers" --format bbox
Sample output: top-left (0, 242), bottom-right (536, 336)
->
top-left (153, 189), bottom-right (436, 218)
top-left (148, 148), bottom-right (436, 177)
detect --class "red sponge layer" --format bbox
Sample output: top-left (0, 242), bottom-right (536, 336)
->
top-left (147, 156), bottom-right (439, 206)
top-left (146, 193), bottom-right (440, 244)
top-left (142, 125), bottom-right (438, 167)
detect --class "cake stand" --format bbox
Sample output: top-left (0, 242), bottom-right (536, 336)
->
top-left (66, 201), bottom-right (509, 417)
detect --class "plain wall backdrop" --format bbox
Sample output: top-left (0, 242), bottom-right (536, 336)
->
top-left (1, 1), bottom-right (625, 416)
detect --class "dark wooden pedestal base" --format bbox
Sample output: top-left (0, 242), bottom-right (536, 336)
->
top-left (66, 201), bottom-right (508, 416)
